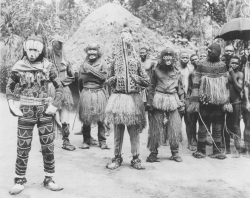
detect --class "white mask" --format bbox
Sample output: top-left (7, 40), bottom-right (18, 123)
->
top-left (24, 40), bottom-right (44, 62)
top-left (121, 31), bottom-right (133, 45)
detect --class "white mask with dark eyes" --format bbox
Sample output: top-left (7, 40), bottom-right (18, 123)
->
top-left (121, 31), bottom-right (133, 45)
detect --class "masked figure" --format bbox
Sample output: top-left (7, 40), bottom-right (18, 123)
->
top-left (78, 43), bottom-right (108, 149)
top-left (146, 48), bottom-right (185, 163)
top-left (6, 35), bottom-right (63, 195)
top-left (105, 26), bottom-right (150, 170)
top-left (188, 43), bottom-right (230, 160)
top-left (48, 35), bottom-right (76, 151)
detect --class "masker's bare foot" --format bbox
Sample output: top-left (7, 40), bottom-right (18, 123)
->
top-left (232, 150), bottom-right (240, 158)
top-left (188, 144), bottom-right (196, 151)
top-left (243, 151), bottom-right (250, 158)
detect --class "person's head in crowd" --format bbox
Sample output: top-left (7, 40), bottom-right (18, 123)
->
top-left (139, 46), bottom-right (149, 62)
top-left (229, 56), bottom-right (240, 72)
top-left (159, 47), bottom-right (175, 70)
top-left (190, 54), bottom-right (199, 69)
top-left (51, 35), bottom-right (64, 52)
top-left (220, 55), bottom-right (226, 63)
top-left (224, 45), bottom-right (234, 57)
top-left (199, 51), bottom-right (207, 61)
top-left (207, 43), bottom-right (221, 62)
top-left (179, 51), bottom-right (189, 67)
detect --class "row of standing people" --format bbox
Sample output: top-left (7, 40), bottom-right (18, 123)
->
top-left (141, 44), bottom-right (250, 162)
top-left (5, 29), bottom-right (250, 195)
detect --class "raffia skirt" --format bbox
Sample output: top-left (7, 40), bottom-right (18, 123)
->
top-left (48, 83), bottom-right (74, 111)
top-left (147, 92), bottom-right (182, 151)
top-left (79, 88), bottom-right (107, 125)
top-left (152, 92), bottom-right (183, 111)
top-left (105, 93), bottom-right (146, 130)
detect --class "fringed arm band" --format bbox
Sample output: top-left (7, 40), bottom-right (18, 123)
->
top-left (147, 69), bottom-right (157, 106)
top-left (6, 71), bottom-right (20, 101)
top-left (66, 61), bottom-right (74, 77)
top-left (49, 64), bottom-right (64, 108)
top-left (188, 69), bottom-right (202, 113)
top-left (106, 58), bottom-right (116, 86)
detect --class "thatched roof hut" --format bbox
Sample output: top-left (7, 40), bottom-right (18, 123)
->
top-left (65, 3), bottom-right (194, 68)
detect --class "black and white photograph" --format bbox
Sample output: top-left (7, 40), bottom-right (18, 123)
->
top-left (0, 0), bottom-right (250, 197)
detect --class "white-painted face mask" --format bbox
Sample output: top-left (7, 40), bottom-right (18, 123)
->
top-left (121, 31), bottom-right (133, 45)
top-left (24, 40), bottom-right (44, 62)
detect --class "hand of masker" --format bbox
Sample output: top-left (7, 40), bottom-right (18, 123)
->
top-left (246, 102), bottom-right (250, 112)
top-left (178, 105), bottom-right (185, 113)
top-left (45, 103), bottom-right (58, 115)
top-left (200, 94), bottom-right (209, 105)
top-left (8, 99), bottom-right (23, 117)
top-left (130, 74), bottom-right (140, 83)
top-left (146, 103), bottom-right (154, 112)
top-left (108, 76), bottom-right (117, 84)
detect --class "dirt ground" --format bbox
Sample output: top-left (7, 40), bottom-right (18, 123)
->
top-left (0, 92), bottom-right (250, 198)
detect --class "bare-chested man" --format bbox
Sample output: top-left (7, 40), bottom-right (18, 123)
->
top-left (178, 51), bottom-right (196, 150)
top-left (185, 54), bottom-right (200, 149)
top-left (221, 45), bottom-right (235, 148)
top-left (139, 46), bottom-right (155, 105)
top-left (225, 56), bottom-right (244, 157)
top-left (224, 45), bottom-right (235, 67)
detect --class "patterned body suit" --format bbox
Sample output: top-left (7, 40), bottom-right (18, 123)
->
top-left (105, 40), bottom-right (150, 157)
top-left (189, 57), bottom-right (229, 156)
top-left (6, 57), bottom-right (63, 178)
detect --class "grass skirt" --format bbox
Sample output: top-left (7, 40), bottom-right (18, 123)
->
top-left (153, 92), bottom-right (183, 111)
top-left (79, 88), bottom-right (107, 125)
top-left (199, 76), bottom-right (229, 105)
top-left (48, 83), bottom-right (74, 110)
top-left (147, 109), bottom-right (182, 151)
top-left (105, 93), bottom-right (146, 129)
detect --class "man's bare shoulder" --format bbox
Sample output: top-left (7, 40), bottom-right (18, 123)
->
top-left (236, 70), bottom-right (244, 78)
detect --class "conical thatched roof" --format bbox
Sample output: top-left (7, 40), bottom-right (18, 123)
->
top-left (65, 3), bottom-right (194, 68)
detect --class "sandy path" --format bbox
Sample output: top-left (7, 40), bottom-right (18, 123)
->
top-left (0, 93), bottom-right (250, 198)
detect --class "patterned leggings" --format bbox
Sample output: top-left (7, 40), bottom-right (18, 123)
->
top-left (15, 105), bottom-right (55, 177)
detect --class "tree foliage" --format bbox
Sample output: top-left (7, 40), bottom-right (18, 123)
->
top-left (128, 0), bottom-right (202, 41)
top-left (204, 0), bottom-right (227, 26)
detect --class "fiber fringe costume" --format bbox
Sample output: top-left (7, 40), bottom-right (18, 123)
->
top-left (48, 35), bottom-right (75, 151)
top-left (78, 46), bottom-right (108, 149)
top-left (147, 56), bottom-right (184, 162)
top-left (105, 27), bottom-right (150, 169)
top-left (6, 35), bottom-right (63, 194)
top-left (188, 43), bottom-right (230, 159)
